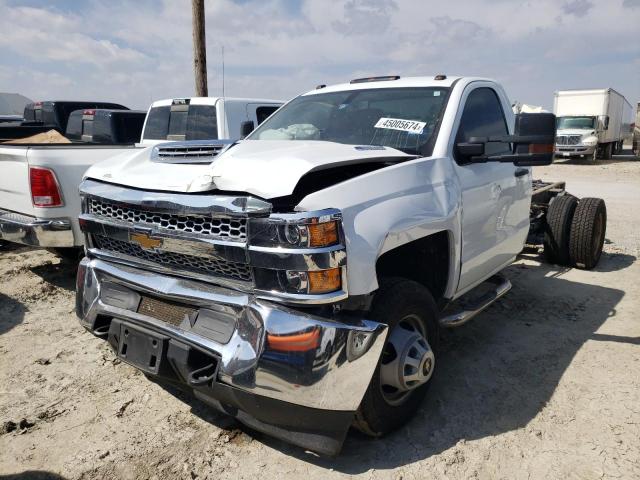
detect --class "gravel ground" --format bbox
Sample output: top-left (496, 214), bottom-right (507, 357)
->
top-left (1, 154), bottom-right (639, 480)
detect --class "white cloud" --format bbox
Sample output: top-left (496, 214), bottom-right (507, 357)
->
top-left (0, 0), bottom-right (637, 111)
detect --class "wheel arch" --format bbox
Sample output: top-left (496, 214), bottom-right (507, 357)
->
top-left (375, 230), bottom-right (455, 304)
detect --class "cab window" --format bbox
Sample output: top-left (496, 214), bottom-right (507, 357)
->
top-left (455, 87), bottom-right (509, 162)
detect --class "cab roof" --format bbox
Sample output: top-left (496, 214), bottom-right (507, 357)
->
top-left (150, 97), bottom-right (283, 107)
top-left (302, 76), bottom-right (500, 96)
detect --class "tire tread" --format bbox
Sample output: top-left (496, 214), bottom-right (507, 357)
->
top-left (569, 197), bottom-right (606, 269)
top-left (543, 195), bottom-right (577, 265)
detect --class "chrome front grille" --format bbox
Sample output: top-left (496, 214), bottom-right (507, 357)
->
top-left (88, 198), bottom-right (247, 241)
top-left (93, 234), bottom-right (252, 282)
top-left (556, 135), bottom-right (581, 146)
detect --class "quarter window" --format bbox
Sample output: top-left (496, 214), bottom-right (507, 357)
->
top-left (256, 106), bottom-right (279, 125)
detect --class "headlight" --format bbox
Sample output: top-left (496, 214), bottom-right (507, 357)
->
top-left (254, 267), bottom-right (343, 296)
top-left (249, 210), bottom-right (342, 249)
top-left (248, 209), bottom-right (346, 299)
top-left (582, 136), bottom-right (598, 146)
top-left (283, 220), bottom-right (338, 248)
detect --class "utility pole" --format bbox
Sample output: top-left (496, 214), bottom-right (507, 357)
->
top-left (191, 0), bottom-right (208, 96)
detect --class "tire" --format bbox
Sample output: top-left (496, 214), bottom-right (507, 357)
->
top-left (569, 198), bottom-right (607, 270)
top-left (603, 143), bottom-right (613, 160)
top-left (543, 195), bottom-right (578, 266)
top-left (354, 278), bottom-right (439, 437)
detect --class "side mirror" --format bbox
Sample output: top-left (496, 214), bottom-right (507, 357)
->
top-left (457, 113), bottom-right (556, 167)
top-left (240, 120), bottom-right (255, 138)
top-left (598, 115), bottom-right (609, 130)
top-left (511, 112), bottom-right (556, 166)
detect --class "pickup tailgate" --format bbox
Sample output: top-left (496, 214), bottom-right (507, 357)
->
top-left (0, 145), bottom-right (139, 245)
top-left (0, 146), bottom-right (32, 215)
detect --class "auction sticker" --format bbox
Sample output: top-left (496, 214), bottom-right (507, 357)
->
top-left (374, 117), bottom-right (426, 134)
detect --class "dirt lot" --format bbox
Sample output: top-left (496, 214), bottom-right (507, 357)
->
top-left (1, 154), bottom-right (639, 480)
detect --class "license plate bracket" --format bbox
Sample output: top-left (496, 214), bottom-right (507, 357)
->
top-left (117, 323), bottom-right (168, 374)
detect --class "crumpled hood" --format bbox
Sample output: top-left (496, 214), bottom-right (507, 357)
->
top-left (85, 140), bottom-right (413, 199)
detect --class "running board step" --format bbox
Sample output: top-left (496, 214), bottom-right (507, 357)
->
top-left (439, 275), bottom-right (512, 328)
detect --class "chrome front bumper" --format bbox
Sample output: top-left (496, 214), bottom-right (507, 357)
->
top-left (76, 256), bottom-right (387, 412)
top-left (554, 144), bottom-right (596, 156)
top-left (0, 209), bottom-right (73, 247)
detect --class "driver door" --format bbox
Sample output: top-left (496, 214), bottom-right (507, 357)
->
top-left (453, 84), bottom-right (531, 293)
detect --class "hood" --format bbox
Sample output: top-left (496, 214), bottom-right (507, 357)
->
top-left (557, 128), bottom-right (596, 136)
top-left (85, 140), bottom-right (413, 199)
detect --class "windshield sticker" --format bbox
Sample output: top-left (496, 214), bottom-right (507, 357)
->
top-left (374, 118), bottom-right (426, 134)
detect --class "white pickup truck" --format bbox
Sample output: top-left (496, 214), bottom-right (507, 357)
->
top-left (75, 76), bottom-right (607, 455)
top-left (0, 97), bottom-right (281, 253)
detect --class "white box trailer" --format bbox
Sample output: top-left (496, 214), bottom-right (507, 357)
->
top-left (553, 88), bottom-right (633, 160)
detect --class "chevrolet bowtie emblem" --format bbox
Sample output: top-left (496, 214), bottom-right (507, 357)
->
top-left (129, 232), bottom-right (163, 251)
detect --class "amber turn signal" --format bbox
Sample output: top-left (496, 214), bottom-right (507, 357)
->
top-left (267, 328), bottom-right (321, 352)
top-left (529, 143), bottom-right (554, 154)
top-left (308, 268), bottom-right (341, 294)
top-left (308, 221), bottom-right (338, 247)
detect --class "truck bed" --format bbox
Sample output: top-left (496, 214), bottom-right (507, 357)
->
top-left (0, 144), bottom-right (141, 246)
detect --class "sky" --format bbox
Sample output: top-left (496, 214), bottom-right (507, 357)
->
top-left (0, 0), bottom-right (638, 111)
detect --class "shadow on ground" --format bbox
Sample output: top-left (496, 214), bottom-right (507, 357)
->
top-left (246, 258), bottom-right (625, 471)
top-left (593, 252), bottom-right (636, 272)
top-left (553, 150), bottom-right (638, 166)
top-left (30, 257), bottom-right (78, 292)
top-left (0, 292), bottom-right (26, 335)
top-left (106, 253), bottom-right (626, 472)
top-left (0, 472), bottom-right (67, 480)
top-left (520, 250), bottom-right (636, 273)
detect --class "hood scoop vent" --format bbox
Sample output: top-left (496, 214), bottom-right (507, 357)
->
top-left (151, 140), bottom-right (234, 164)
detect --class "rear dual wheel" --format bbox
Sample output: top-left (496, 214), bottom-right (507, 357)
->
top-left (569, 198), bottom-right (607, 269)
top-left (354, 279), bottom-right (438, 436)
top-left (543, 196), bottom-right (606, 270)
top-left (543, 195), bottom-right (577, 265)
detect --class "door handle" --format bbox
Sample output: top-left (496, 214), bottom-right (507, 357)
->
top-left (514, 168), bottom-right (529, 178)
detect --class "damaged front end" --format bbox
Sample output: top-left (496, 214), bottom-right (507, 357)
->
top-left (75, 178), bottom-right (387, 455)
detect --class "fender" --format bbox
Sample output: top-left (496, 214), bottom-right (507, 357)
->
top-left (297, 155), bottom-right (463, 298)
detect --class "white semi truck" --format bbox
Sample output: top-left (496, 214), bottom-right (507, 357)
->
top-left (76, 75), bottom-right (607, 455)
top-left (554, 88), bottom-right (633, 161)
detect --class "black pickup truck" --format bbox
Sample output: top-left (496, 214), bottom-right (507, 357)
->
top-left (0, 101), bottom-right (129, 142)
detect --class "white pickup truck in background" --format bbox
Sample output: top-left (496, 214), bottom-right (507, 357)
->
top-left (0, 96), bottom-right (282, 254)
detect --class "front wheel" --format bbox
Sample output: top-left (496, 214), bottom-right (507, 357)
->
top-left (354, 278), bottom-right (439, 436)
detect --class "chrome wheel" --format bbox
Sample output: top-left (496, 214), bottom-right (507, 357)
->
top-left (379, 314), bottom-right (435, 406)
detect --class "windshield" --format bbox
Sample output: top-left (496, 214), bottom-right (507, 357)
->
top-left (249, 87), bottom-right (450, 155)
top-left (557, 116), bottom-right (595, 130)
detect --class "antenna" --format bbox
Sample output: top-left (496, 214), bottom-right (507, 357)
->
top-left (221, 45), bottom-right (225, 99)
